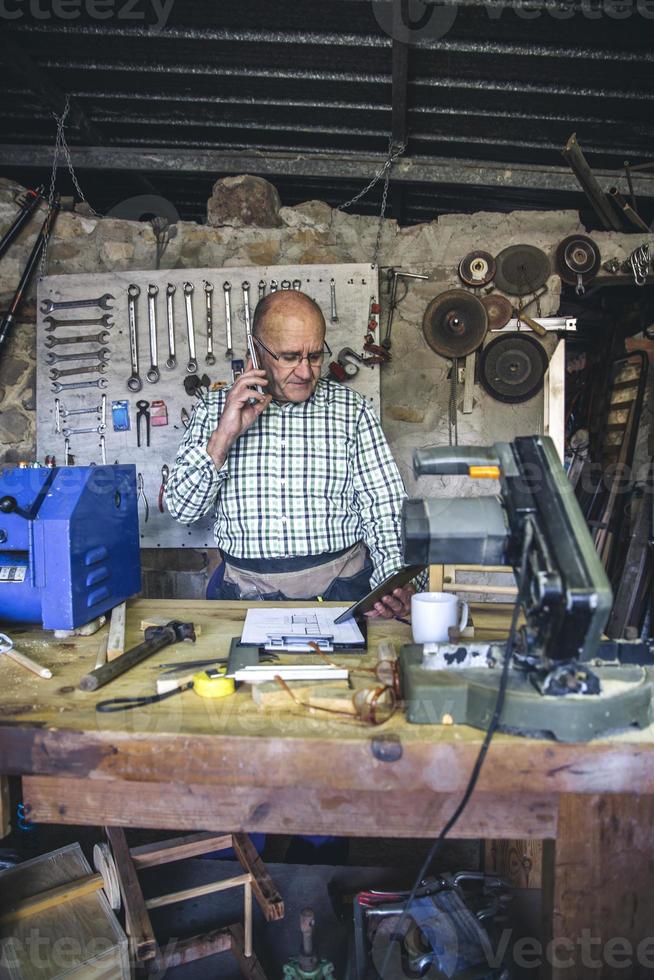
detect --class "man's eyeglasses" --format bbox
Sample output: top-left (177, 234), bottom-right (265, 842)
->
top-left (254, 335), bottom-right (332, 368)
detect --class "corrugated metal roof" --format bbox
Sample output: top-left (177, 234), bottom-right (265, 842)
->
top-left (0, 0), bottom-right (652, 224)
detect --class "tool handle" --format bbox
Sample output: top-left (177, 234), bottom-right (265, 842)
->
top-left (79, 631), bottom-right (172, 691)
top-left (517, 312), bottom-right (547, 337)
top-left (4, 646), bottom-right (52, 678)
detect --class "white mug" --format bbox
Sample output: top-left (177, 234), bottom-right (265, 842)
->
top-left (411, 592), bottom-right (469, 644)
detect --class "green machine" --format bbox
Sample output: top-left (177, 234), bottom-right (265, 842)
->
top-left (400, 435), bottom-right (654, 741)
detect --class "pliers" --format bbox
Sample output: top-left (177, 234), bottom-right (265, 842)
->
top-left (158, 464), bottom-right (169, 513)
top-left (136, 399), bottom-right (151, 448)
top-left (137, 471), bottom-right (149, 523)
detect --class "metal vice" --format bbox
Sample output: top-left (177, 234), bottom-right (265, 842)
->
top-left (0, 464), bottom-right (141, 630)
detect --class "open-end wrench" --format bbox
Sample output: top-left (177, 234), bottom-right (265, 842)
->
top-left (165, 283), bottom-right (177, 369)
top-left (127, 283), bottom-right (142, 392)
top-left (242, 281), bottom-right (252, 339)
top-left (58, 394), bottom-right (106, 421)
top-left (292, 279), bottom-right (301, 290)
top-left (40, 293), bottom-right (114, 314)
top-left (183, 282), bottom-right (198, 374)
top-left (45, 330), bottom-right (110, 348)
top-left (270, 279), bottom-right (278, 293)
top-left (43, 314), bottom-right (114, 332)
top-left (223, 282), bottom-right (233, 359)
top-left (99, 434), bottom-right (106, 465)
top-left (258, 280), bottom-right (266, 300)
top-left (204, 281), bottom-right (216, 366)
top-left (45, 347), bottom-right (110, 365)
top-left (51, 378), bottom-right (108, 393)
top-left (62, 423), bottom-right (107, 438)
top-left (146, 283), bottom-right (160, 383)
top-left (50, 364), bottom-right (108, 380)
top-left (330, 278), bottom-right (339, 323)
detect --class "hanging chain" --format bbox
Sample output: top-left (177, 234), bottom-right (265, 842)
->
top-left (337, 138), bottom-right (406, 267)
top-left (40, 94), bottom-right (101, 276)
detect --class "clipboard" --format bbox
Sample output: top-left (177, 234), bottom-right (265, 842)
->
top-left (333, 565), bottom-right (425, 624)
top-left (237, 607), bottom-right (368, 655)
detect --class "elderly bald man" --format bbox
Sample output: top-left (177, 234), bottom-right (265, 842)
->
top-left (166, 289), bottom-right (414, 618)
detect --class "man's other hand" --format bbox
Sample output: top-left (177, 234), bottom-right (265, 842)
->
top-left (365, 584), bottom-right (414, 620)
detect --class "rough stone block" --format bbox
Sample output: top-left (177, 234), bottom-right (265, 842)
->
top-left (207, 174), bottom-right (282, 228)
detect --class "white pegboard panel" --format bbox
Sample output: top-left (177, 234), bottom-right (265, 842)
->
top-left (36, 263), bottom-right (380, 549)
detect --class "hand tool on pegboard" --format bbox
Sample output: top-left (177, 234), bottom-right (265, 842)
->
top-left (382, 269), bottom-right (429, 350)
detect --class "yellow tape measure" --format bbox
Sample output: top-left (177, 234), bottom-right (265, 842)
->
top-left (192, 666), bottom-right (235, 699)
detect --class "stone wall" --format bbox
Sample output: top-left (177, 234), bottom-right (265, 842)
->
top-left (0, 175), bottom-right (647, 596)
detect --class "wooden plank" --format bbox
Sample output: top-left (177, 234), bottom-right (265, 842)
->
top-left (107, 601), bottom-right (126, 662)
top-left (130, 831), bottom-right (232, 868)
top-left (145, 872), bottom-right (251, 911)
top-left (105, 826), bottom-right (157, 963)
top-left (25, 777), bottom-right (558, 839)
top-left (229, 922), bottom-right (270, 980)
top-left (232, 832), bottom-right (285, 921)
top-left (544, 339), bottom-right (566, 462)
top-left (484, 839), bottom-right (543, 889)
top-left (429, 564), bottom-right (444, 591)
top-left (0, 873), bottom-right (104, 924)
top-left (462, 351), bottom-right (475, 414)
top-left (0, 775), bottom-right (10, 839)
top-left (542, 794), bottom-right (654, 980)
top-left (155, 927), bottom-right (232, 969)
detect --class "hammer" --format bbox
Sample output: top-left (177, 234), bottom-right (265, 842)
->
top-left (79, 620), bottom-right (196, 692)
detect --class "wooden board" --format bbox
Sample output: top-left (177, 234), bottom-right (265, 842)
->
top-left (0, 843), bottom-right (128, 980)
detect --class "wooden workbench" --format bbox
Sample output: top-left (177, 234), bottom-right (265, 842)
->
top-left (1, 599), bottom-right (654, 979)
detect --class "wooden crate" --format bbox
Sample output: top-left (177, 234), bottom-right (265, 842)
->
top-left (0, 843), bottom-right (129, 980)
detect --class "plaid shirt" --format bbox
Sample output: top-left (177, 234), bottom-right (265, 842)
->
top-left (165, 378), bottom-right (408, 588)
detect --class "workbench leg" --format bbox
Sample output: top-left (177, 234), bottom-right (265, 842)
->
top-left (0, 776), bottom-right (10, 839)
top-left (229, 922), bottom-right (270, 980)
top-left (105, 826), bottom-right (158, 964)
top-left (232, 832), bottom-right (284, 921)
top-left (485, 838), bottom-right (543, 889)
top-left (542, 793), bottom-right (654, 980)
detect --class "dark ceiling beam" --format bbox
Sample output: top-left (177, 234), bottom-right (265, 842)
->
top-left (391, 38), bottom-right (409, 147)
top-left (3, 145), bottom-right (654, 198)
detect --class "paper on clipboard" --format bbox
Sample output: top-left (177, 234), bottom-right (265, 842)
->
top-left (241, 607), bottom-right (365, 648)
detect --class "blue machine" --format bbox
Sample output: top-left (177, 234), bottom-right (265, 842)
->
top-left (0, 464), bottom-right (141, 630)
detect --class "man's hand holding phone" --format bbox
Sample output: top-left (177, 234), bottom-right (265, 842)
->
top-left (207, 359), bottom-right (271, 469)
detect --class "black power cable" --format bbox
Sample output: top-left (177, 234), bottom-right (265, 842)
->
top-left (378, 519), bottom-right (534, 980)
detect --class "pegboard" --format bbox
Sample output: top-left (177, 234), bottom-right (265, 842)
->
top-left (36, 263), bottom-right (380, 548)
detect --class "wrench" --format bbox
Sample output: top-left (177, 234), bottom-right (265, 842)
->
top-left (45, 347), bottom-right (110, 365)
top-left (45, 330), bottom-right (110, 348)
top-left (62, 423), bottom-right (107, 438)
top-left (204, 281), bottom-right (216, 366)
top-left (50, 364), bottom-right (108, 380)
top-left (40, 293), bottom-right (114, 314)
top-left (270, 280), bottom-right (278, 293)
top-left (330, 278), bottom-right (339, 323)
top-left (59, 393), bottom-right (107, 421)
top-left (258, 280), bottom-right (266, 300)
top-left (183, 282), bottom-right (198, 374)
top-left (99, 434), bottom-right (106, 465)
top-left (43, 314), bottom-right (114, 332)
top-left (146, 283), bottom-right (160, 383)
top-left (127, 283), bottom-right (142, 392)
top-left (223, 282), bottom-right (233, 359)
top-left (51, 378), bottom-right (108, 393)
top-left (292, 279), bottom-right (301, 290)
top-left (242, 281), bottom-right (252, 339)
top-left (280, 280), bottom-right (291, 290)
top-left (165, 283), bottom-right (177, 369)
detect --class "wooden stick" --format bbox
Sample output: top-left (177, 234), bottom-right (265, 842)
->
top-left (95, 631), bottom-right (108, 670)
top-left (3, 646), bottom-right (52, 679)
top-left (243, 879), bottom-right (252, 958)
top-left (107, 601), bottom-right (126, 662)
top-left (145, 872), bottom-right (252, 911)
top-left (0, 873), bottom-right (104, 925)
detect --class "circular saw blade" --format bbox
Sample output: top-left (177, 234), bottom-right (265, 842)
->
top-left (494, 244), bottom-right (550, 296)
top-left (422, 289), bottom-right (488, 358)
top-left (479, 333), bottom-right (548, 403)
top-left (458, 250), bottom-right (496, 287)
top-left (556, 234), bottom-right (601, 285)
top-left (481, 293), bottom-right (513, 330)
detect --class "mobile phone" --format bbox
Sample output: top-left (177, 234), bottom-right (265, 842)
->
top-left (246, 333), bottom-right (264, 399)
